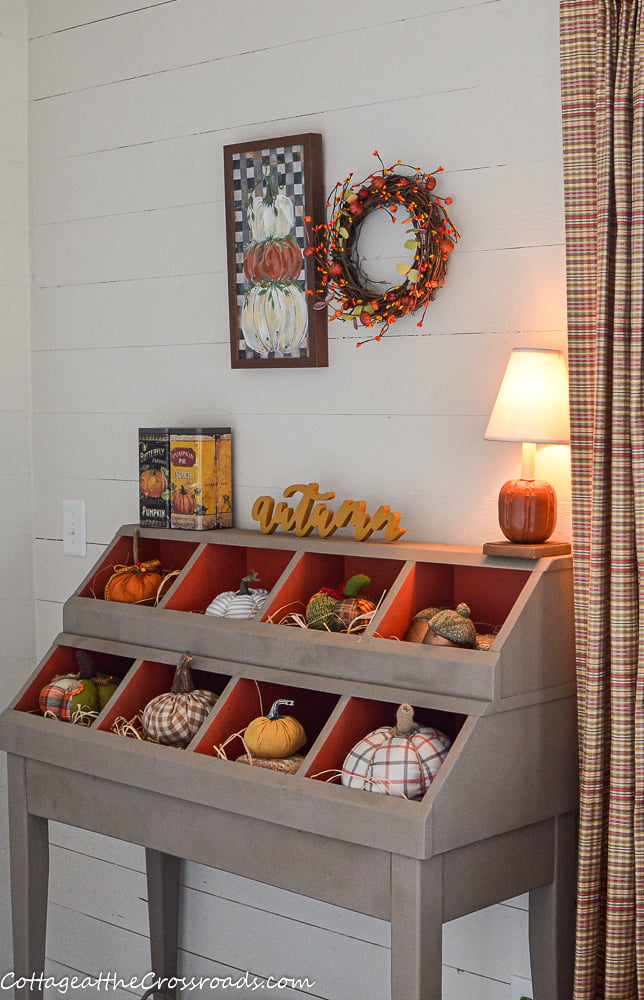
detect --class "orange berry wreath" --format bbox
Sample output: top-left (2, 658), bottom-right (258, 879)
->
top-left (305, 152), bottom-right (459, 346)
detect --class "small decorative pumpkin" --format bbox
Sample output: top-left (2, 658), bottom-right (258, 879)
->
top-left (205, 570), bottom-right (269, 620)
top-left (104, 528), bottom-right (165, 605)
top-left (426, 603), bottom-right (477, 648)
top-left (244, 699), bottom-right (307, 759)
top-left (39, 650), bottom-right (118, 723)
top-left (305, 574), bottom-right (376, 633)
top-left (141, 651), bottom-right (218, 747)
top-left (243, 237), bottom-right (302, 282)
top-left (139, 468), bottom-right (168, 498)
top-left (341, 703), bottom-right (451, 800)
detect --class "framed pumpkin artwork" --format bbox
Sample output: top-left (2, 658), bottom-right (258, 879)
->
top-left (224, 133), bottom-right (328, 369)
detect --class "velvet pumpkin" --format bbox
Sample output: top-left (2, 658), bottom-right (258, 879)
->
top-left (141, 651), bottom-right (218, 747)
top-left (104, 528), bottom-right (165, 605)
top-left (244, 699), bottom-right (306, 759)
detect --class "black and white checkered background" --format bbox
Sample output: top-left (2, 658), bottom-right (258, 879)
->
top-left (232, 143), bottom-right (309, 359)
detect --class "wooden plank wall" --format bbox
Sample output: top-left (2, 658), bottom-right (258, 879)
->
top-left (0, 0), bottom-right (570, 996)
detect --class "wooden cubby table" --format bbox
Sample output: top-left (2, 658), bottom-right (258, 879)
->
top-left (0, 526), bottom-right (578, 1000)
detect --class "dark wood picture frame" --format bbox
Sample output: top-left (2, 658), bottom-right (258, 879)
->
top-left (224, 133), bottom-right (328, 369)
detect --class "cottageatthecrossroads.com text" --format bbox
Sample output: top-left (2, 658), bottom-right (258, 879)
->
top-left (0, 971), bottom-right (316, 994)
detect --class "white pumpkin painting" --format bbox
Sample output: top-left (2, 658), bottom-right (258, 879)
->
top-left (241, 164), bottom-right (308, 357)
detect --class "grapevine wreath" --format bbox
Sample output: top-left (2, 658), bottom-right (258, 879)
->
top-left (305, 152), bottom-right (459, 346)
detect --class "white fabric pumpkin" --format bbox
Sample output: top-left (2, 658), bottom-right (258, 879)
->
top-left (141, 652), bottom-right (217, 747)
top-left (341, 704), bottom-right (451, 800)
top-left (241, 282), bottom-right (308, 356)
top-left (205, 571), bottom-right (269, 620)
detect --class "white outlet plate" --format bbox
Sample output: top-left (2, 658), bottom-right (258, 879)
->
top-left (511, 975), bottom-right (533, 1000)
top-left (62, 500), bottom-right (86, 557)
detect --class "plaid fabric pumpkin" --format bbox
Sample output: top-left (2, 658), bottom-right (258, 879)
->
top-left (341, 704), bottom-right (451, 800)
top-left (141, 652), bottom-right (218, 747)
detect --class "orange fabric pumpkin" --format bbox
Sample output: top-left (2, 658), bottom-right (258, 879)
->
top-left (244, 699), bottom-right (307, 759)
top-left (104, 528), bottom-right (165, 605)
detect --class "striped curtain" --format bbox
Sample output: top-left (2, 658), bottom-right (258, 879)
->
top-left (560, 2), bottom-right (644, 997)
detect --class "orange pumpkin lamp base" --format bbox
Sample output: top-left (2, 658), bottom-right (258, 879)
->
top-left (497, 478), bottom-right (557, 544)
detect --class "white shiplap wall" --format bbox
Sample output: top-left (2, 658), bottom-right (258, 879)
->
top-left (0, 0), bottom-right (32, 976)
top-left (0, 0), bottom-right (571, 997)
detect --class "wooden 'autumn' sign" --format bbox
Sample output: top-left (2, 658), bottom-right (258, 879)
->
top-left (251, 483), bottom-right (406, 542)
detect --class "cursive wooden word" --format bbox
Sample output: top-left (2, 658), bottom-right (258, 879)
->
top-left (251, 483), bottom-right (406, 542)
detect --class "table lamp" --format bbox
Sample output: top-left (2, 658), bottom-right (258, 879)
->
top-left (484, 348), bottom-right (570, 547)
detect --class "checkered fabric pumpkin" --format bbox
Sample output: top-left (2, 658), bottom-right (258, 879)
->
top-left (341, 704), bottom-right (451, 800)
top-left (141, 651), bottom-right (217, 747)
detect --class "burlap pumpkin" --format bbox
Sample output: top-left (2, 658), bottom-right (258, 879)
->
top-left (341, 704), bottom-right (451, 800)
top-left (141, 651), bottom-right (218, 747)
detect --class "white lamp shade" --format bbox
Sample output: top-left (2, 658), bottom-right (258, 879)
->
top-left (484, 348), bottom-right (571, 444)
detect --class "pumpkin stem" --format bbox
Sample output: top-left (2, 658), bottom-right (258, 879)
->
top-left (76, 650), bottom-right (95, 680)
top-left (394, 703), bottom-right (415, 738)
top-left (238, 570), bottom-right (261, 595)
top-left (344, 574), bottom-right (371, 598)
top-left (171, 651), bottom-right (195, 695)
top-left (267, 698), bottom-right (294, 720)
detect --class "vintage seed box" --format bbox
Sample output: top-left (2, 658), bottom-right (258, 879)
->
top-left (170, 428), bottom-right (233, 530)
top-left (139, 428), bottom-right (171, 528)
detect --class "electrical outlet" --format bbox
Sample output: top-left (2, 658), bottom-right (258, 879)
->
top-left (62, 500), bottom-right (86, 557)
top-left (511, 975), bottom-right (533, 1000)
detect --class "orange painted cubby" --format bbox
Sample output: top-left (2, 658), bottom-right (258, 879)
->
top-left (97, 659), bottom-right (230, 738)
top-left (304, 696), bottom-right (466, 799)
top-left (163, 543), bottom-right (295, 615)
top-left (376, 561), bottom-right (531, 643)
top-left (14, 644), bottom-right (135, 719)
top-left (261, 550), bottom-right (405, 627)
top-left (193, 677), bottom-right (339, 762)
top-left (78, 534), bottom-right (199, 602)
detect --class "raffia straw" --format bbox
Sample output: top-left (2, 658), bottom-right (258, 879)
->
top-left (212, 728), bottom-right (251, 760)
top-left (111, 714), bottom-right (161, 742)
top-left (155, 570), bottom-right (180, 606)
top-left (253, 678), bottom-right (264, 717)
top-left (71, 704), bottom-right (98, 727)
top-left (265, 601), bottom-right (306, 625)
top-left (310, 767), bottom-right (411, 799)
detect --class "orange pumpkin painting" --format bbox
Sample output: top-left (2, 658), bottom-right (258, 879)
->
top-left (139, 469), bottom-right (168, 498)
top-left (172, 486), bottom-right (196, 515)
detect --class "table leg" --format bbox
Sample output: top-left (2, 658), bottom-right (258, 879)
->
top-left (390, 854), bottom-right (444, 1000)
top-left (7, 755), bottom-right (49, 999)
top-left (145, 848), bottom-right (180, 1000)
top-left (528, 811), bottom-right (577, 1000)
